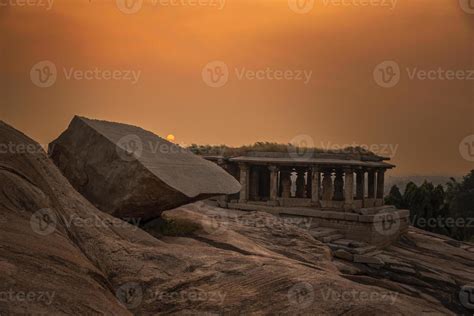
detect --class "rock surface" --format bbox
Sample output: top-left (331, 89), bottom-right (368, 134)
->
top-left (48, 116), bottom-right (241, 221)
top-left (1, 120), bottom-right (473, 315)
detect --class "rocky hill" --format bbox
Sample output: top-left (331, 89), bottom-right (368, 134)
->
top-left (1, 121), bottom-right (473, 315)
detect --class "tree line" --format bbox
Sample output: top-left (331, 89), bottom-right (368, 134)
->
top-left (385, 170), bottom-right (474, 241)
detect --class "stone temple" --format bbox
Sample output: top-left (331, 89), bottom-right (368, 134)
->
top-left (204, 149), bottom-right (410, 246)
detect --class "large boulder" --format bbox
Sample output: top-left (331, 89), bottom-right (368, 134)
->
top-left (48, 116), bottom-right (240, 221)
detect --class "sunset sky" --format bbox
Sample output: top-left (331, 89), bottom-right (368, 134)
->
top-left (1, 0), bottom-right (473, 176)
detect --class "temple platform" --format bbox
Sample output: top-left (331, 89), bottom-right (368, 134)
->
top-left (222, 201), bottom-right (409, 246)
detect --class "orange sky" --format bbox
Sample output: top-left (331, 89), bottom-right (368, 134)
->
top-left (1, 0), bottom-right (473, 176)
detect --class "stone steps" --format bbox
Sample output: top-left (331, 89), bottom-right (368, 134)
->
top-left (320, 234), bottom-right (344, 243)
top-left (309, 227), bottom-right (340, 238)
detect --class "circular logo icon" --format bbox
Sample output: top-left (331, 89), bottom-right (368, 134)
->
top-left (373, 211), bottom-right (400, 237)
top-left (30, 61), bottom-right (57, 88)
top-left (459, 0), bottom-right (474, 14)
top-left (116, 0), bottom-right (143, 14)
top-left (30, 208), bottom-right (57, 236)
top-left (460, 285), bottom-right (474, 310)
top-left (202, 61), bottom-right (229, 88)
top-left (116, 282), bottom-right (143, 310)
top-left (116, 134), bottom-right (143, 162)
top-left (201, 208), bottom-right (231, 236)
top-left (373, 60), bottom-right (401, 88)
top-left (287, 282), bottom-right (314, 309)
top-left (288, 0), bottom-right (315, 14)
top-left (459, 134), bottom-right (474, 162)
top-left (288, 134), bottom-right (315, 161)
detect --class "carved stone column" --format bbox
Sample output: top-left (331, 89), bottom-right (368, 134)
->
top-left (295, 168), bottom-right (306, 198)
top-left (333, 169), bottom-right (344, 201)
top-left (280, 169), bottom-right (292, 198)
top-left (311, 166), bottom-right (321, 206)
top-left (367, 170), bottom-right (376, 199)
top-left (376, 169), bottom-right (386, 199)
top-left (344, 168), bottom-right (354, 210)
top-left (239, 163), bottom-right (249, 203)
top-left (249, 166), bottom-right (260, 201)
top-left (322, 170), bottom-right (333, 201)
top-left (356, 169), bottom-right (365, 200)
top-left (268, 165), bottom-right (279, 203)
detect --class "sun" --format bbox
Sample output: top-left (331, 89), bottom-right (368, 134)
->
top-left (166, 134), bottom-right (176, 142)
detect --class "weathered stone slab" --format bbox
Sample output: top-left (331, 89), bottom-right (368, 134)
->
top-left (333, 249), bottom-right (353, 261)
top-left (49, 116), bottom-right (241, 221)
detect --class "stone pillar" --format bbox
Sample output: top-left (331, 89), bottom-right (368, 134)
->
top-left (239, 163), bottom-right (249, 203)
top-left (356, 170), bottom-right (365, 200)
top-left (376, 169), bottom-right (385, 199)
top-left (367, 170), bottom-right (376, 199)
top-left (333, 169), bottom-right (344, 201)
top-left (344, 168), bottom-right (354, 210)
top-left (311, 166), bottom-right (321, 206)
top-left (249, 167), bottom-right (260, 201)
top-left (306, 169), bottom-right (312, 198)
top-left (280, 169), bottom-right (292, 198)
top-left (295, 168), bottom-right (306, 198)
top-left (268, 165), bottom-right (279, 203)
top-left (322, 170), bottom-right (333, 201)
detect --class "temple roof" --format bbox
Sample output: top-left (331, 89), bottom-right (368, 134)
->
top-left (227, 156), bottom-right (394, 169)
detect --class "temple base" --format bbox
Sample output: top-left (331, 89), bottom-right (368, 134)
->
top-left (225, 202), bottom-right (409, 247)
